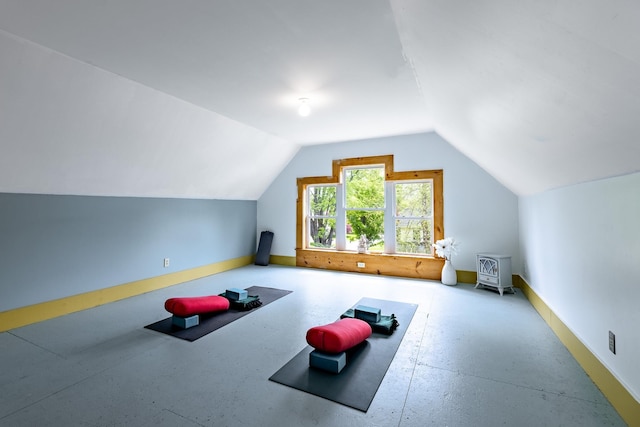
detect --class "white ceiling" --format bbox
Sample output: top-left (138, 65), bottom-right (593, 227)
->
top-left (0, 0), bottom-right (639, 198)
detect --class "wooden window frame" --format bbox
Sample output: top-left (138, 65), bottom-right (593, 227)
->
top-left (296, 155), bottom-right (445, 280)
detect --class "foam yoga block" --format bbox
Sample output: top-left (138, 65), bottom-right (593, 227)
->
top-left (306, 318), bottom-right (372, 354)
top-left (354, 305), bottom-right (381, 323)
top-left (309, 350), bottom-right (347, 373)
top-left (172, 315), bottom-right (199, 329)
top-left (165, 295), bottom-right (230, 317)
top-left (225, 288), bottom-right (248, 301)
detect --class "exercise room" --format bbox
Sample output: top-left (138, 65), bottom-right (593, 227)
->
top-left (0, 2), bottom-right (638, 426)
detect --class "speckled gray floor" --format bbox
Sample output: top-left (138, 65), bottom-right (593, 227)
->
top-left (0, 265), bottom-right (626, 426)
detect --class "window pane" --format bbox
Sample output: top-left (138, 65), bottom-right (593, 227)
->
top-left (347, 210), bottom-right (384, 248)
top-left (307, 185), bottom-right (337, 249)
top-left (308, 186), bottom-right (336, 216)
top-left (395, 218), bottom-right (433, 254)
top-left (395, 182), bottom-right (432, 217)
top-left (308, 218), bottom-right (336, 249)
top-left (345, 167), bottom-right (385, 209)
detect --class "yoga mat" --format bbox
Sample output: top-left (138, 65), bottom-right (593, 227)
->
top-left (268, 297), bottom-right (418, 412)
top-left (144, 286), bottom-right (292, 342)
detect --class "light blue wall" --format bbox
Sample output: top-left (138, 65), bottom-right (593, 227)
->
top-left (258, 132), bottom-right (519, 272)
top-left (519, 171), bottom-right (640, 401)
top-left (0, 193), bottom-right (257, 311)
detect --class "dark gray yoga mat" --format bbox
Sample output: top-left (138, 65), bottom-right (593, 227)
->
top-left (268, 297), bottom-right (418, 412)
top-left (144, 286), bottom-right (292, 341)
top-left (255, 230), bottom-right (274, 266)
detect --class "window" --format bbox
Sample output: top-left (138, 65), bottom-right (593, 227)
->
top-left (393, 180), bottom-right (433, 254)
top-left (298, 155), bottom-right (442, 257)
top-left (344, 166), bottom-right (385, 251)
top-left (296, 155), bottom-right (444, 279)
top-left (307, 185), bottom-right (337, 249)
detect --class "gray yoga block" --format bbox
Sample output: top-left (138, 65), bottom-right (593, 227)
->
top-left (226, 288), bottom-right (248, 301)
top-left (172, 315), bottom-right (200, 329)
top-left (354, 305), bottom-right (381, 323)
top-left (309, 350), bottom-right (347, 374)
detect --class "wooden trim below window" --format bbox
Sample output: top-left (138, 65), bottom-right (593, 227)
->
top-left (296, 248), bottom-right (445, 280)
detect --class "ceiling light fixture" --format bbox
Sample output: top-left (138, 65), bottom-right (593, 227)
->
top-left (298, 98), bottom-right (310, 117)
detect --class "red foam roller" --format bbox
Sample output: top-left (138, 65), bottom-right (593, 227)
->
top-left (164, 295), bottom-right (230, 317)
top-left (306, 318), bottom-right (372, 354)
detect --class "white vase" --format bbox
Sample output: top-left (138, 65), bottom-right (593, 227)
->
top-left (441, 259), bottom-right (457, 285)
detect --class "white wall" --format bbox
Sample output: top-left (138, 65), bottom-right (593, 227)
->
top-left (258, 132), bottom-right (519, 272)
top-left (519, 172), bottom-right (640, 400)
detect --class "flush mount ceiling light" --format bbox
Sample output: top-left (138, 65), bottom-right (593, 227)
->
top-left (298, 98), bottom-right (311, 117)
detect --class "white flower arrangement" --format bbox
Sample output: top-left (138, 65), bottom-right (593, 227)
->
top-left (433, 237), bottom-right (458, 261)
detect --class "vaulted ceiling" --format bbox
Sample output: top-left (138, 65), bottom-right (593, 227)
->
top-left (1, 1), bottom-right (638, 199)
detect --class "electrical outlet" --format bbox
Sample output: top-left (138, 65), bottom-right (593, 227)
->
top-left (609, 331), bottom-right (616, 354)
top-left (164, 258), bottom-right (170, 268)
top-left (357, 262), bottom-right (365, 268)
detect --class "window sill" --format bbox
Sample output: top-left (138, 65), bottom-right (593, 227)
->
top-left (296, 248), bottom-right (445, 280)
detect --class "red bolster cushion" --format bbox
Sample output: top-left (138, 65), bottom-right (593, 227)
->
top-left (164, 295), bottom-right (230, 317)
top-left (306, 318), bottom-right (372, 354)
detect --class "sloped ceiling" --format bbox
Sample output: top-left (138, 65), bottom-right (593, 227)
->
top-left (0, 0), bottom-right (638, 198)
top-left (392, 0), bottom-right (640, 195)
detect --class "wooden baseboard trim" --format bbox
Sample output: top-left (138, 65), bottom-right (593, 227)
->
top-left (0, 255), bottom-right (253, 332)
top-left (516, 276), bottom-right (639, 427)
top-left (269, 255), bottom-right (296, 266)
top-left (455, 270), bottom-right (476, 284)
